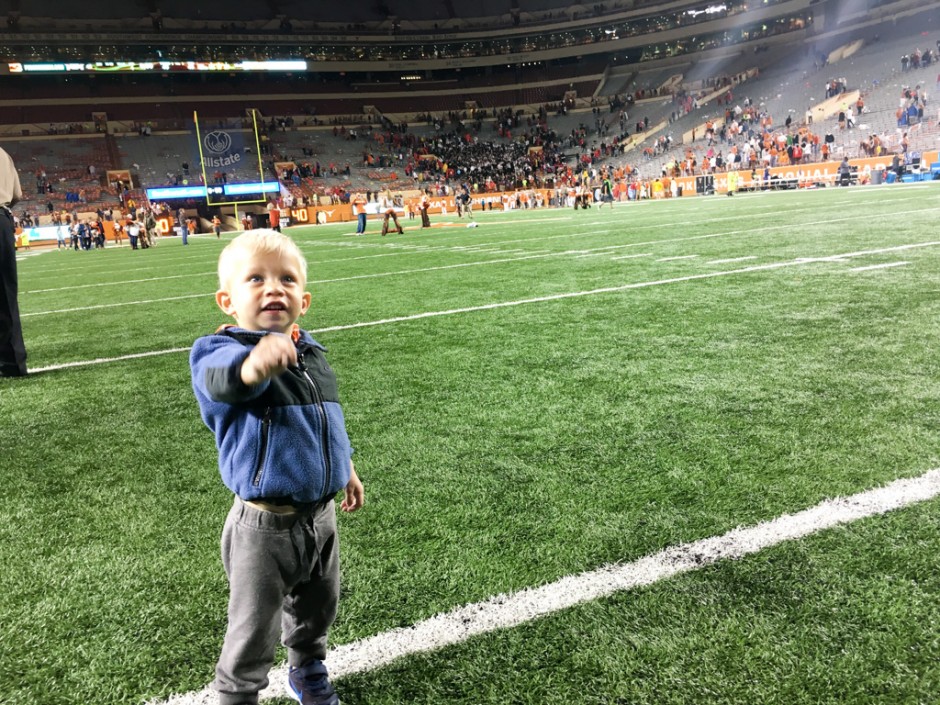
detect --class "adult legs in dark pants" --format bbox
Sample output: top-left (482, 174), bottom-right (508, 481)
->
top-left (0, 210), bottom-right (27, 376)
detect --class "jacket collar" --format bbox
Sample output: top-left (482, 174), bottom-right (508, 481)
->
top-left (215, 324), bottom-right (326, 351)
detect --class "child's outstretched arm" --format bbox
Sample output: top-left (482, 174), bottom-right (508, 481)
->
top-left (241, 333), bottom-right (297, 386)
top-left (341, 460), bottom-right (364, 513)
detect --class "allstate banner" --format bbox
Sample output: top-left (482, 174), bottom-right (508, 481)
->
top-left (192, 111), bottom-right (266, 205)
top-left (199, 128), bottom-right (244, 170)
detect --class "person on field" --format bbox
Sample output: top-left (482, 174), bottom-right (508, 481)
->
top-left (419, 190), bottom-right (431, 228)
top-left (177, 206), bottom-right (189, 244)
top-left (380, 194), bottom-right (403, 236)
top-left (267, 200), bottom-right (281, 232)
top-left (352, 194), bottom-right (367, 235)
top-left (0, 146), bottom-right (26, 376)
top-left (190, 229), bottom-right (364, 705)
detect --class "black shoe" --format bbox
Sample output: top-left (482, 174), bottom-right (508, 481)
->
top-left (0, 365), bottom-right (27, 377)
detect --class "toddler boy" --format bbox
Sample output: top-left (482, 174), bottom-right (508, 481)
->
top-left (190, 229), bottom-right (364, 705)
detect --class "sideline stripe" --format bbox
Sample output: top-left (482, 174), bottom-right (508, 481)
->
top-left (151, 466), bottom-right (940, 705)
top-left (29, 239), bottom-right (940, 373)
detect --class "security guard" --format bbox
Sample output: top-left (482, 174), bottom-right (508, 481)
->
top-left (0, 146), bottom-right (26, 376)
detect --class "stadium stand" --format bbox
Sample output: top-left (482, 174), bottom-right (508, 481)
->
top-left (0, 0), bottom-right (938, 228)
top-left (616, 9), bottom-right (940, 182)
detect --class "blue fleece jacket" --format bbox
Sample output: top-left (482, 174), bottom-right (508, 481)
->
top-left (190, 326), bottom-right (352, 503)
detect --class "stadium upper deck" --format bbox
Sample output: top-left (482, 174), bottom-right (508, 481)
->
top-left (1, 0), bottom-right (812, 70)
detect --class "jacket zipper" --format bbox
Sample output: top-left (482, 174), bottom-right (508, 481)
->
top-left (252, 406), bottom-right (272, 486)
top-left (297, 354), bottom-right (332, 495)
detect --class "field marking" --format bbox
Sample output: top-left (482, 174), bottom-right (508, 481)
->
top-left (25, 260), bottom-right (190, 277)
top-left (18, 234), bottom-right (759, 312)
top-left (29, 347), bottom-right (194, 373)
top-left (707, 256), bottom-right (757, 265)
top-left (21, 293), bottom-right (208, 317)
top-left (848, 261), bottom-right (910, 272)
top-left (151, 466), bottom-right (940, 705)
top-left (26, 206), bottom-right (940, 294)
top-left (301, 211), bottom-right (778, 264)
top-left (14, 251), bottom-right (48, 260)
top-left (610, 253), bottom-right (652, 260)
top-left (794, 256), bottom-right (851, 263)
top-left (293, 200), bottom-right (891, 262)
top-left (19, 247), bottom-right (645, 313)
top-left (20, 250), bottom-right (215, 276)
top-left (28, 239), bottom-right (940, 373)
top-left (6, 219), bottom-right (849, 298)
top-left (22, 270), bottom-right (215, 295)
top-left (656, 255), bottom-right (699, 262)
top-left (19, 244), bottom-right (664, 316)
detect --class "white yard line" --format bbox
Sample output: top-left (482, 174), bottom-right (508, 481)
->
top-left (18, 244), bottom-right (690, 313)
top-left (22, 293), bottom-right (208, 317)
top-left (302, 202), bottom-right (915, 264)
top-left (20, 249), bottom-right (212, 275)
top-left (848, 261), bottom-right (910, 272)
top-left (656, 255), bottom-right (699, 262)
top-left (151, 466), bottom-right (940, 705)
top-left (707, 256), bottom-right (757, 265)
top-left (23, 271), bottom-right (215, 295)
top-left (795, 256), bottom-right (849, 263)
top-left (18, 248), bottom-right (627, 316)
top-left (30, 347), bottom-right (193, 373)
top-left (29, 239), bottom-right (940, 373)
top-left (26, 207), bottom-right (940, 294)
top-left (610, 253), bottom-right (652, 260)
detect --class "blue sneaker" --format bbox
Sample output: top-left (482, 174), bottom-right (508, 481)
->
top-left (287, 660), bottom-right (339, 705)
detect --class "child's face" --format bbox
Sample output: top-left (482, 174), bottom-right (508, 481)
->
top-left (216, 250), bottom-right (311, 334)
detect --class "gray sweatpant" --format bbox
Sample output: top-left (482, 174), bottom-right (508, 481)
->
top-left (213, 497), bottom-right (340, 705)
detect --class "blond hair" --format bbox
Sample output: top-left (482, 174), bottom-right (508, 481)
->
top-left (218, 229), bottom-right (307, 290)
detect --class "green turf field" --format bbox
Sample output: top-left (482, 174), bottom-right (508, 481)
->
top-left (3, 185), bottom-right (940, 705)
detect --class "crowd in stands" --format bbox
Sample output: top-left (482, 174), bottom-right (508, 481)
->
top-left (899, 45), bottom-right (937, 72)
top-left (7, 23), bottom-right (940, 228)
top-left (825, 78), bottom-right (848, 99)
top-left (897, 85), bottom-right (928, 128)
